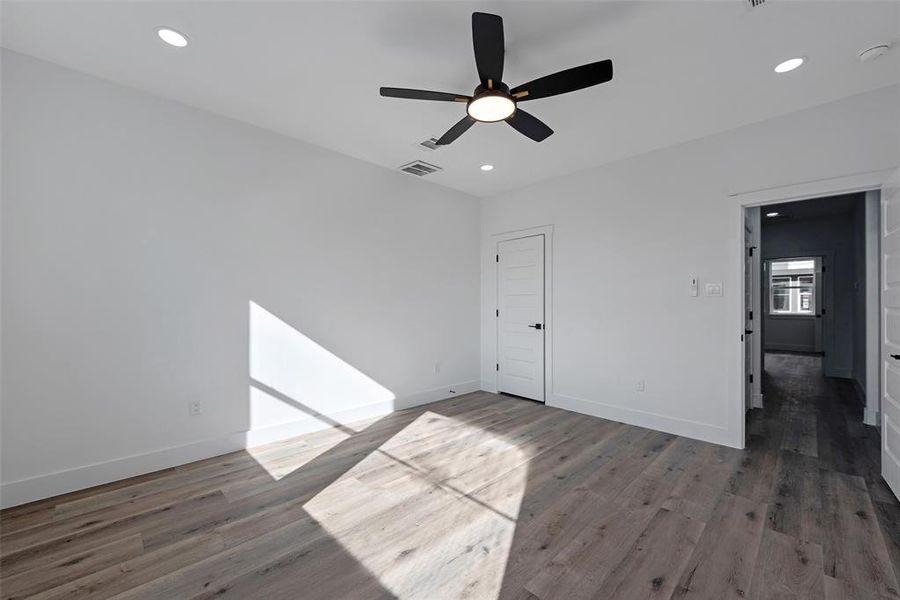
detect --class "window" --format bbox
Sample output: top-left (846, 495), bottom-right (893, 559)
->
top-left (769, 259), bottom-right (817, 315)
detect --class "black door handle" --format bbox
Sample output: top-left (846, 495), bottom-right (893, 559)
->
top-left (892, 354), bottom-right (900, 360)
top-left (745, 329), bottom-right (753, 335)
top-left (527, 323), bottom-right (543, 330)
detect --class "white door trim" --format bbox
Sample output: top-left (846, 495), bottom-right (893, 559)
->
top-left (745, 207), bottom-right (763, 409)
top-left (728, 169), bottom-right (891, 449)
top-left (492, 225), bottom-right (554, 401)
top-left (865, 190), bottom-right (881, 426)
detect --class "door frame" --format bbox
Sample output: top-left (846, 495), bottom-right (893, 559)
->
top-left (745, 207), bottom-right (763, 410)
top-left (729, 169), bottom-right (891, 447)
top-left (492, 225), bottom-right (554, 402)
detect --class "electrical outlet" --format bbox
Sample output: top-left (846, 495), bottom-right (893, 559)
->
top-left (636, 379), bottom-right (645, 392)
top-left (189, 400), bottom-right (202, 416)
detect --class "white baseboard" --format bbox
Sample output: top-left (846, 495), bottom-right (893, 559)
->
top-left (0, 380), bottom-right (479, 509)
top-left (827, 368), bottom-right (854, 379)
top-left (480, 379), bottom-right (498, 394)
top-left (765, 344), bottom-right (817, 353)
top-left (752, 393), bottom-right (764, 409)
top-left (853, 378), bottom-right (866, 405)
top-left (243, 400), bottom-right (395, 447)
top-left (549, 393), bottom-right (739, 448)
top-left (865, 408), bottom-right (880, 427)
top-left (393, 380), bottom-right (480, 411)
top-left (0, 433), bottom-right (249, 511)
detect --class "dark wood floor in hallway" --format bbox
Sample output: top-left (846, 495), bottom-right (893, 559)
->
top-left (0, 352), bottom-right (898, 599)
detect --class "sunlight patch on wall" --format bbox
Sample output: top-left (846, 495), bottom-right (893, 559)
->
top-left (248, 301), bottom-right (395, 434)
top-left (303, 411), bottom-right (528, 598)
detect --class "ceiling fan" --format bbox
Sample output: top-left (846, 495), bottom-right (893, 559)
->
top-left (379, 12), bottom-right (613, 145)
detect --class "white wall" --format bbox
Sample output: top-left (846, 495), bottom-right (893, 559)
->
top-left (481, 84), bottom-right (900, 448)
top-left (1, 51), bottom-right (481, 507)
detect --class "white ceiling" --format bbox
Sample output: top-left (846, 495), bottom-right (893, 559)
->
top-left (3, 1), bottom-right (899, 198)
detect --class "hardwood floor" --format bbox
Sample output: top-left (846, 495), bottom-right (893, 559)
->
top-left (1, 352), bottom-right (898, 599)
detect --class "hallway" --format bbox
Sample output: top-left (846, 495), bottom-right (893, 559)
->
top-left (748, 352), bottom-right (900, 590)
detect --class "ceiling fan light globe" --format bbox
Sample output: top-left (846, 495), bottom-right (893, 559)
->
top-left (467, 94), bottom-right (516, 122)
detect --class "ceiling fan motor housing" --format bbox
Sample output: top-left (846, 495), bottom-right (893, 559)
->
top-left (467, 82), bottom-right (516, 122)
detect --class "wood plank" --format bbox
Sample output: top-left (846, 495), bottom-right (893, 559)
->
top-left (0, 533), bottom-right (143, 600)
top-left (766, 450), bottom-right (824, 543)
top-left (817, 470), bottom-right (900, 599)
top-left (749, 528), bottom-right (825, 600)
top-left (873, 499), bottom-right (900, 587)
top-left (0, 490), bottom-right (228, 579)
top-left (824, 575), bottom-right (895, 600)
top-left (523, 502), bottom-right (657, 600)
top-left (25, 493), bottom-right (314, 600)
top-left (589, 508), bottom-right (706, 599)
top-left (780, 411), bottom-right (818, 457)
top-left (722, 446), bottom-right (779, 504)
top-left (672, 492), bottom-right (766, 599)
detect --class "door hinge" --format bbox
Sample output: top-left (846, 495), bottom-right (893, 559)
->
top-left (496, 363), bottom-right (499, 371)
top-left (749, 310), bottom-right (753, 321)
top-left (496, 309), bottom-right (499, 317)
top-left (496, 254), bottom-right (499, 263)
top-left (822, 266), bottom-right (826, 272)
top-left (749, 373), bottom-right (754, 383)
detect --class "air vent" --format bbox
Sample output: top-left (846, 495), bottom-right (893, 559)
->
top-left (399, 161), bottom-right (442, 177)
top-left (419, 138), bottom-right (441, 150)
top-left (746, 0), bottom-right (767, 8)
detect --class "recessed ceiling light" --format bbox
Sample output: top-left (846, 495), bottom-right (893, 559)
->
top-left (766, 212), bottom-right (780, 217)
top-left (774, 57), bottom-right (804, 73)
top-left (480, 164), bottom-right (494, 171)
top-left (157, 27), bottom-right (189, 48)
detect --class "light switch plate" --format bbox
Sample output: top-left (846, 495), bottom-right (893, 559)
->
top-left (705, 282), bottom-right (724, 297)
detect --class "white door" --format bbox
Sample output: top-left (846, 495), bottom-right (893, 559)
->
top-left (497, 235), bottom-right (545, 402)
top-left (744, 214), bottom-right (754, 412)
top-left (744, 207), bottom-right (762, 410)
top-left (882, 168), bottom-right (900, 499)
top-left (813, 257), bottom-right (824, 353)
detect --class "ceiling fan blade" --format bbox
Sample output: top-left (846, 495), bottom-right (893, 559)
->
top-left (506, 109), bottom-right (553, 142)
top-left (472, 12), bottom-right (504, 86)
top-left (380, 87), bottom-right (470, 102)
top-left (510, 59), bottom-right (613, 101)
top-left (436, 116), bottom-right (476, 145)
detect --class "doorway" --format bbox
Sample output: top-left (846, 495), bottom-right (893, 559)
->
top-left (496, 234), bottom-right (546, 402)
top-left (764, 256), bottom-right (825, 355)
top-left (744, 190), bottom-right (900, 501)
top-left (742, 190), bottom-right (890, 475)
